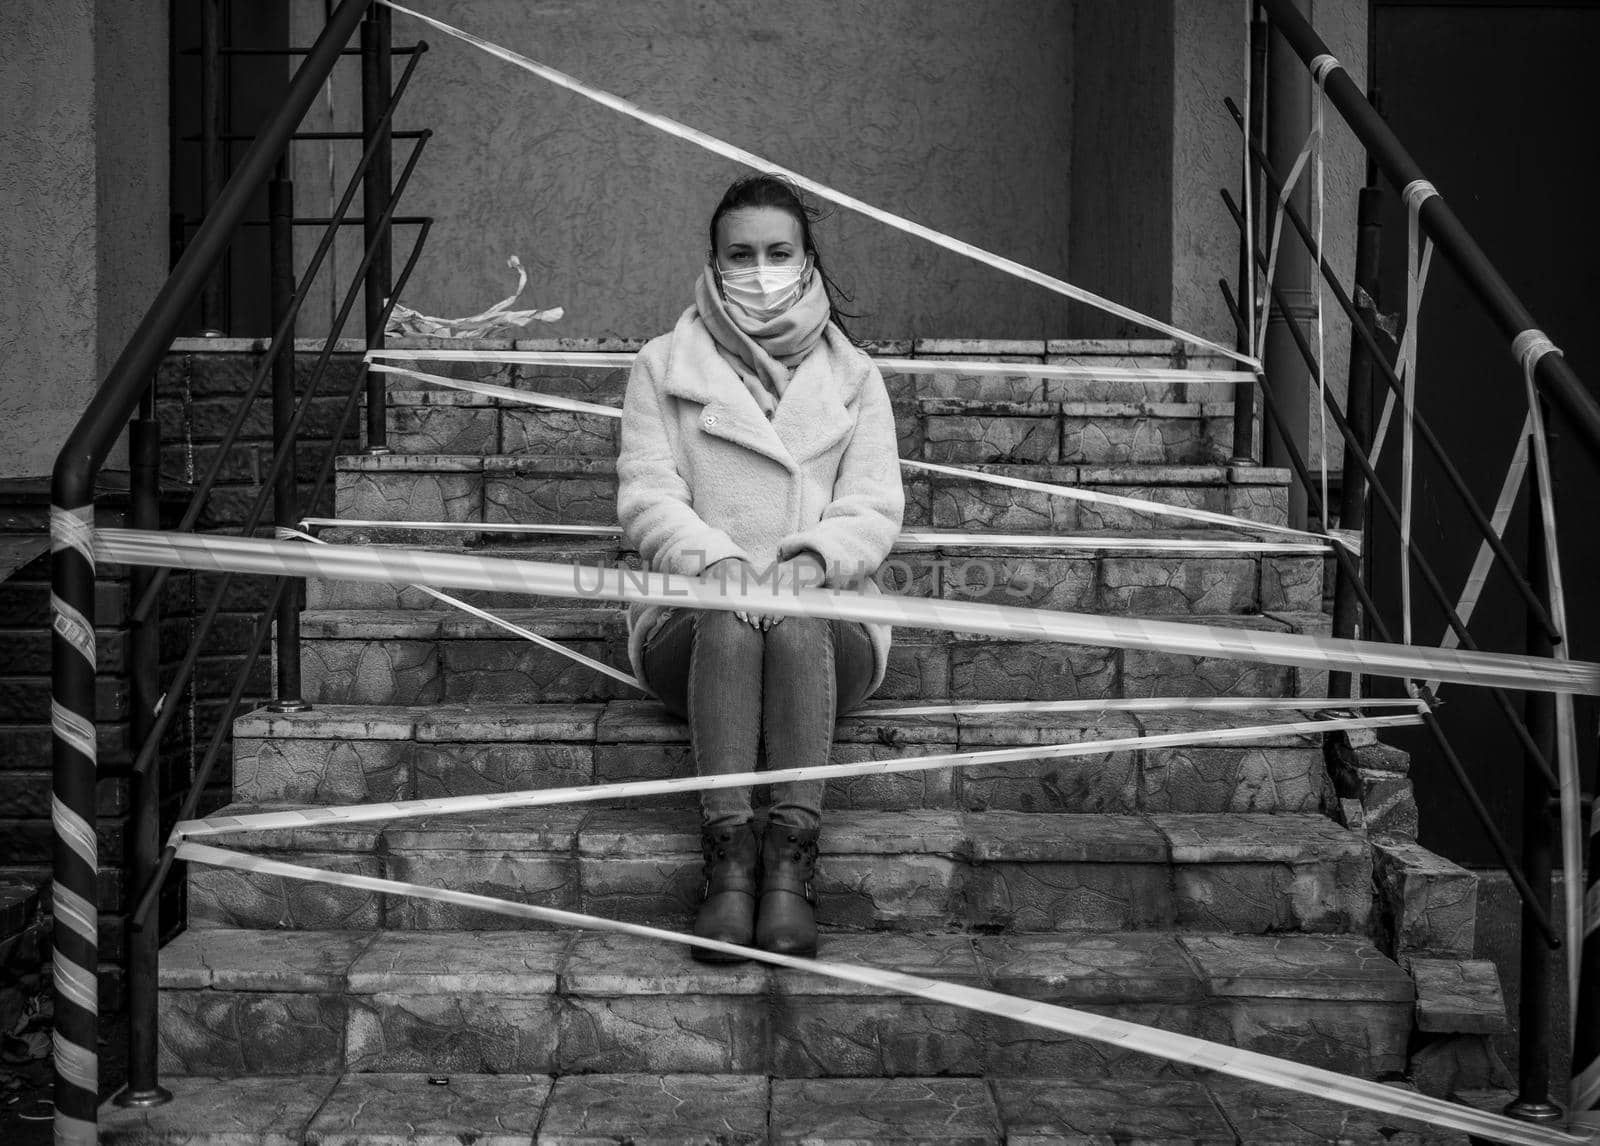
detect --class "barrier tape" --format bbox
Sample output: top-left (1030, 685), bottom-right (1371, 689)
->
top-left (175, 839), bottom-right (1598, 1146)
top-left (869, 695), bottom-right (1425, 718)
top-left (298, 517), bottom-right (1327, 555)
top-left (377, 0), bottom-right (1257, 368)
top-left (175, 712), bottom-right (1421, 841)
top-left (1312, 63), bottom-right (1331, 531)
top-left (93, 528), bottom-right (1600, 696)
top-left (1255, 135), bottom-right (1315, 363)
top-left (368, 363), bottom-right (622, 419)
top-left (365, 346), bottom-right (1259, 385)
top-left (901, 459), bottom-right (1351, 552)
top-left (1422, 415), bottom-right (1531, 697)
top-left (302, 517), bottom-right (622, 536)
top-left (279, 527), bottom-right (646, 692)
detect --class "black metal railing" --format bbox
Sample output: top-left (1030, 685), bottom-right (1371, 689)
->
top-left (49, 0), bottom-right (430, 1134)
top-left (1234, 0), bottom-right (1597, 1125)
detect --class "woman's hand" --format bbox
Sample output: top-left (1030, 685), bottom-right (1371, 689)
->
top-left (705, 553), bottom-right (825, 630)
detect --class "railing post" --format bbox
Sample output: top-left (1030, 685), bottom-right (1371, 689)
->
top-left (269, 161), bottom-right (310, 713)
top-left (199, 0), bottom-right (225, 332)
top-left (49, 489), bottom-right (101, 1146)
top-left (1505, 413), bottom-right (1563, 1125)
top-left (1327, 184), bottom-right (1383, 698)
top-left (361, 3), bottom-right (394, 454)
top-left (1261, 0), bottom-right (1315, 529)
top-left (1231, 7), bottom-right (1267, 467)
top-left (113, 391), bottom-right (172, 1110)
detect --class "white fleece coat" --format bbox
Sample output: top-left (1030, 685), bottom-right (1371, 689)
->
top-left (617, 305), bottom-right (906, 693)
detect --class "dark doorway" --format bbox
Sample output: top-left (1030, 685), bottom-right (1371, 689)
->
top-left (1367, 0), bottom-right (1599, 865)
top-left (169, 0), bottom-right (292, 335)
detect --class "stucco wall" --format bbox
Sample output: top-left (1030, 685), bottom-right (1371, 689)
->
top-left (293, 0), bottom-right (1075, 341)
top-left (1172, 0), bottom-right (1366, 468)
top-left (0, 0), bottom-right (168, 480)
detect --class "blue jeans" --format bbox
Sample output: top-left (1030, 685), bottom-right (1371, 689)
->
top-left (639, 608), bottom-right (877, 831)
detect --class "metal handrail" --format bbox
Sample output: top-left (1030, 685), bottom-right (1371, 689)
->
top-left (49, 2), bottom-right (405, 1138)
top-left (1255, 0), bottom-right (1600, 458)
top-left (1243, 0), bottom-right (1596, 1123)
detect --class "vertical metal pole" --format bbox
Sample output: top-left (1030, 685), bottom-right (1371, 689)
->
top-left (1505, 432), bottom-right (1563, 1125)
top-left (1262, 2), bottom-right (1314, 529)
top-left (361, 5), bottom-right (393, 454)
top-left (49, 489), bottom-right (101, 1146)
top-left (1231, 10), bottom-right (1268, 466)
top-left (1327, 185), bottom-right (1383, 698)
top-left (269, 163), bottom-right (309, 713)
top-left (199, 0), bottom-right (225, 332)
top-left (113, 392), bottom-right (171, 1109)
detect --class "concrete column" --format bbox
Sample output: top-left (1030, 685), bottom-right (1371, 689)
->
top-left (0, 0), bottom-right (169, 480)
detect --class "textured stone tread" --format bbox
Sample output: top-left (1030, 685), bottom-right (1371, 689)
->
top-left (184, 808), bottom-right (1371, 938)
top-left (100, 1072), bottom-right (1472, 1144)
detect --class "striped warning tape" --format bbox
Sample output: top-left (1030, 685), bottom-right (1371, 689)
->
top-left (175, 839), bottom-right (1599, 1146)
top-left (376, 0), bottom-right (1259, 368)
top-left (867, 696), bottom-right (1425, 718)
top-left (298, 517), bottom-right (1328, 555)
top-left (278, 526), bottom-right (646, 692)
top-left (93, 528), bottom-right (1600, 695)
top-left (902, 459), bottom-right (1354, 552)
top-left (364, 346), bottom-right (1259, 385)
top-left (174, 711), bottom-right (1421, 841)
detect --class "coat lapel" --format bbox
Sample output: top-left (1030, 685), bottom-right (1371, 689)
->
top-left (771, 340), bottom-right (857, 464)
top-left (662, 309), bottom-right (796, 472)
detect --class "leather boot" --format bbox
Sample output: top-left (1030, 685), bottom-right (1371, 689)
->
top-left (755, 825), bottom-right (819, 956)
top-left (691, 822), bottom-right (759, 963)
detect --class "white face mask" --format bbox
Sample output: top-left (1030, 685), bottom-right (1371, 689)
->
top-left (718, 258), bottom-right (812, 320)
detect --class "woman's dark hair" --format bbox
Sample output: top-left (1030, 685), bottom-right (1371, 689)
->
top-left (708, 173), bottom-right (864, 345)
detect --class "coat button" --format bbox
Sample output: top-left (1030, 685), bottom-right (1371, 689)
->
top-left (702, 414), bottom-right (718, 428)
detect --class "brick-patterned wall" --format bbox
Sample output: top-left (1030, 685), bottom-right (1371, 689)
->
top-left (155, 345), bottom-right (366, 816)
top-left (0, 347), bottom-right (364, 1016)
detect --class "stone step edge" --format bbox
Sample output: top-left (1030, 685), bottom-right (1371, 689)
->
top-left (301, 529), bottom-right (1323, 557)
top-left (171, 336), bottom-right (1207, 357)
top-left (102, 1071), bottom-right (1473, 1146)
top-left (234, 699), bottom-right (1334, 749)
top-left (334, 453), bottom-right (1292, 486)
top-left (193, 805), bottom-right (1363, 867)
top-left (157, 927), bottom-right (1412, 1005)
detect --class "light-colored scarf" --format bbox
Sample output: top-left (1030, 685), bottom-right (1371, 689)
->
top-left (694, 264), bottom-right (831, 417)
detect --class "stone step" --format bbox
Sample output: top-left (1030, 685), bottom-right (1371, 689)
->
top-left (377, 336), bottom-right (1237, 402)
top-left (384, 389), bottom-right (1237, 467)
top-left (298, 606), bottom-right (1332, 705)
top-left (152, 927), bottom-right (1409, 1080)
top-left (334, 454), bottom-right (1291, 532)
top-left (101, 1070), bottom-right (1473, 1145)
top-left (233, 702), bottom-right (1333, 816)
top-left (186, 807), bottom-right (1370, 936)
top-left (300, 531), bottom-right (1323, 616)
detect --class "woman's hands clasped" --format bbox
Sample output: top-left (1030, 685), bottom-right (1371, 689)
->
top-left (706, 552), bottom-right (827, 630)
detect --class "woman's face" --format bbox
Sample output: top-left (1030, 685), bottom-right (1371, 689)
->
top-left (713, 206), bottom-right (806, 271)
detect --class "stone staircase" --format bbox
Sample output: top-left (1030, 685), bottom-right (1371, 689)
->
top-left (103, 340), bottom-right (1502, 1144)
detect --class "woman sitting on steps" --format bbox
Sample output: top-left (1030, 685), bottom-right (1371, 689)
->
top-left (616, 172), bottom-right (905, 961)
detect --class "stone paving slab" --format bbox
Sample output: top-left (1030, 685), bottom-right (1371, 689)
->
top-left (100, 1069), bottom-right (1485, 1143)
top-left (100, 1073), bottom-right (341, 1144)
top-left (305, 1073), bottom-right (551, 1145)
top-left (771, 1077), bottom-right (1001, 1144)
top-left (155, 927), bottom-right (1412, 1080)
top-left (537, 1073), bottom-right (768, 1145)
top-left (1409, 958), bottom-right (1508, 1034)
top-left (993, 1077), bottom-right (1236, 1144)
